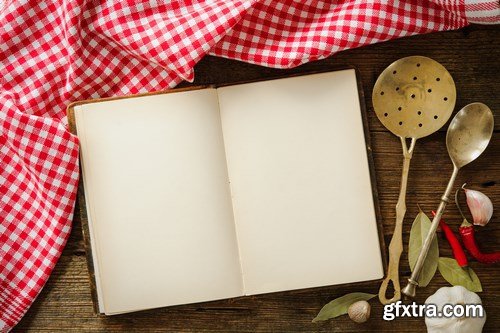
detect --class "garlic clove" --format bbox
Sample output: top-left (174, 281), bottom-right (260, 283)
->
top-left (425, 286), bottom-right (486, 333)
top-left (347, 300), bottom-right (370, 323)
top-left (464, 188), bottom-right (493, 226)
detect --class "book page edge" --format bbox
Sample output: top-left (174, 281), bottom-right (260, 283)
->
top-left (74, 104), bottom-right (106, 313)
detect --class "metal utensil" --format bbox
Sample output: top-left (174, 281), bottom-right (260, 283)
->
top-left (402, 102), bottom-right (494, 298)
top-left (372, 56), bottom-right (456, 304)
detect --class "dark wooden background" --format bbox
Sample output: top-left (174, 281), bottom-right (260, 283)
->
top-left (16, 25), bottom-right (499, 332)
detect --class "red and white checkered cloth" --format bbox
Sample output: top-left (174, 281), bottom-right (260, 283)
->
top-left (1, 0), bottom-right (498, 331)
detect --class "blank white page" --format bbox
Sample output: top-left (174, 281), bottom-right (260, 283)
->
top-left (217, 70), bottom-right (383, 295)
top-left (75, 89), bottom-right (243, 314)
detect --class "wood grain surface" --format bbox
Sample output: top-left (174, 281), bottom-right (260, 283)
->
top-left (15, 25), bottom-right (499, 332)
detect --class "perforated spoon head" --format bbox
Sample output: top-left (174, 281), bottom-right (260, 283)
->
top-left (446, 103), bottom-right (494, 169)
top-left (372, 56), bottom-right (456, 139)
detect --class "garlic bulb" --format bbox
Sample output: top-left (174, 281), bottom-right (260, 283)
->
top-left (348, 300), bottom-right (370, 323)
top-left (464, 188), bottom-right (493, 226)
top-left (425, 286), bottom-right (486, 333)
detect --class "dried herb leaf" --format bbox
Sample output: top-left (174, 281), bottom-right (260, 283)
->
top-left (312, 292), bottom-right (376, 323)
top-left (438, 257), bottom-right (482, 292)
top-left (408, 210), bottom-right (439, 287)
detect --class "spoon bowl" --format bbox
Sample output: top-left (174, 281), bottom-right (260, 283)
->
top-left (446, 102), bottom-right (494, 169)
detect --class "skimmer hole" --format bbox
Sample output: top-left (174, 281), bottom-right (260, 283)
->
top-left (396, 87), bottom-right (400, 91)
top-left (384, 113), bottom-right (388, 117)
top-left (419, 123), bottom-right (423, 127)
top-left (417, 63), bottom-right (421, 67)
top-left (413, 76), bottom-right (417, 80)
top-left (399, 121), bottom-right (403, 125)
top-left (393, 70), bottom-right (397, 74)
top-left (418, 111), bottom-right (422, 115)
top-left (398, 107), bottom-right (402, 111)
top-left (436, 77), bottom-right (441, 81)
top-left (411, 94), bottom-right (416, 98)
top-left (444, 97), bottom-right (448, 101)
top-left (428, 88), bottom-right (432, 93)
top-left (434, 115), bottom-right (438, 119)
top-left (381, 91), bottom-right (385, 95)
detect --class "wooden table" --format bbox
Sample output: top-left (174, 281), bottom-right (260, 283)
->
top-left (16, 25), bottom-right (499, 332)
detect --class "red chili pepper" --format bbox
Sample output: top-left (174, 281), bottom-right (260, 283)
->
top-left (459, 219), bottom-right (500, 264)
top-left (432, 211), bottom-right (468, 268)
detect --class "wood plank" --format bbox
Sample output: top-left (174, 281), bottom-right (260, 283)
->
top-left (13, 249), bottom-right (500, 332)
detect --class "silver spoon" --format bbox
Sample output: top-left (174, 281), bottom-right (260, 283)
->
top-left (402, 102), bottom-right (494, 298)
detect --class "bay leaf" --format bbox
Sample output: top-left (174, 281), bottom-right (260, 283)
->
top-left (408, 210), bottom-right (439, 287)
top-left (438, 257), bottom-right (482, 292)
top-left (312, 292), bottom-right (376, 323)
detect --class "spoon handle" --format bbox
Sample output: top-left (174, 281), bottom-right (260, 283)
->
top-left (402, 166), bottom-right (459, 298)
top-left (379, 137), bottom-right (415, 304)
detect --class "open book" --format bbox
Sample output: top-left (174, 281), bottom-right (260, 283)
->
top-left (69, 69), bottom-right (384, 315)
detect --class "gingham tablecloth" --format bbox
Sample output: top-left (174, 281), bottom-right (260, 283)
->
top-left (1, 0), bottom-right (498, 331)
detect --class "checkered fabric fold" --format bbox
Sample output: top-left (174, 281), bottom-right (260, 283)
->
top-left (1, 0), bottom-right (498, 331)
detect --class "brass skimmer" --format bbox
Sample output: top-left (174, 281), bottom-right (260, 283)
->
top-left (372, 56), bottom-right (456, 304)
